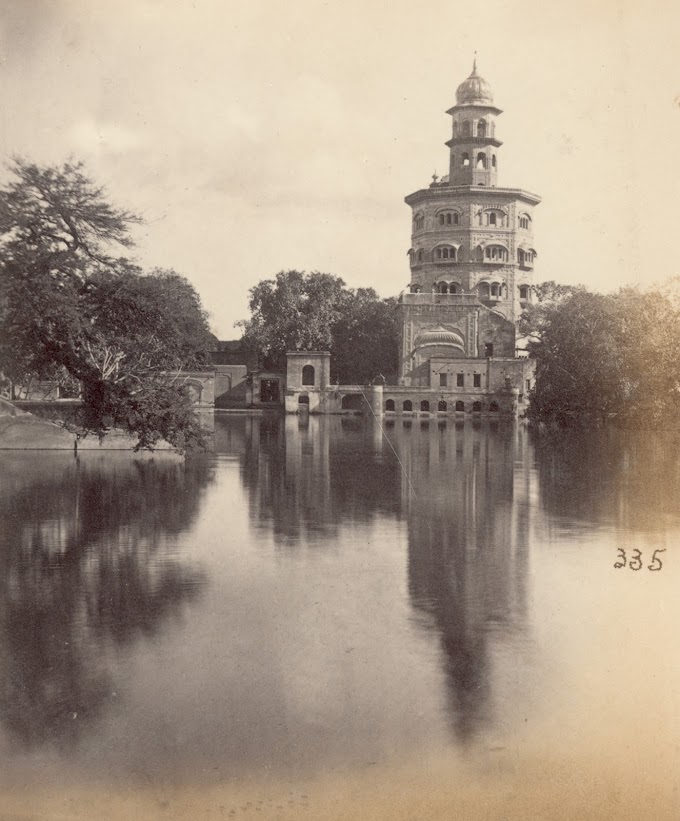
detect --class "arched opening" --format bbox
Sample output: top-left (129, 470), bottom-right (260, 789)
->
top-left (420, 400), bottom-right (430, 412)
top-left (489, 401), bottom-right (499, 413)
top-left (455, 400), bottom-right (465, 412)
top-left (298, 394), bottom-right (309, 405)
top-left (438, 400), bottom-right (447, 412)
top-left (477, 120), bottom-right (486, 137)
top-left (403, 400), bottom-right (413, 412)
top-left (491, 283), bottom-right (499, 297)
top-left (449, 282), bottom-right (460, 294)
top-left (477, 281), bottom-right (491, 298)
top-left (302, 365), bottom-right (315, 386)
top-left (492, 154), bottom-right (497, 168)
top-left (485, 245), bottom-right (508, 262)
top-left (462, 153), bottom-right (470, 167)
top-left (438, 282), bottom-right (448, 293)
top-left (476, 152), bottom-right (487, 169)
top-left (446, 213), bottom-right (452, 225)
top-left (518, 248), bottom-right (526, 266)
top-left (462, 120), bottom-right (471, 137)
top-left (385, 399), bottom-right (395, 412)
top-left (417, 249), bottom-right (424, 262)
top-left (411, 284), bottom-right (422, 293)
top-left (341, 393), bottom-right (364, 411)
top-left (489, 212), bottom-right (497, 226)
top-left (519, 284), bottom-right (530, 300)
top-left (472, 401), bottom-right (482, 413)
top-left (435, 246), bottom-right (456, 261)
top-left (452, 212), bottom-right (459, 224)
top-left (414, 213), bottom-right (424, 231)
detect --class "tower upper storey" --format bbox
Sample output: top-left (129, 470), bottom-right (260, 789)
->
top-left (446, 60), bottom-right (502, 187)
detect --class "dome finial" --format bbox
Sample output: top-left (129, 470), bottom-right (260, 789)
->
top-left (472, 52), bottom-right (477, 74)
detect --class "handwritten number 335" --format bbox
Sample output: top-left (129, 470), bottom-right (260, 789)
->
top-left (614, 548), bottom-right (665, 571)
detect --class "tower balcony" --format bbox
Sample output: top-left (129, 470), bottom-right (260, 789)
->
top-left (400, 292), bottom-right (481, 305)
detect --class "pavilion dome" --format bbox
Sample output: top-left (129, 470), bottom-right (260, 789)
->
top-left (415, 327), bottom-right (465, 348)
top-left (455, 60), bottom-right (494, 106)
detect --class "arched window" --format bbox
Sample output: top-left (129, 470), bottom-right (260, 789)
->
top-left (462, 120), bottom-right (471, 137)
top-left (518, 248), bottom-right (526, 266)
top-left (489, 212), bottom-right (497, 226)
top-left (438, 400), bottom-right (447, 412)
top-left (478, 281), bottom-right (491, 298)
top-left (485, 245), bottom-right (508, 262)
top-left (462, 153), bottom-right (470, 167)
top-left (491, 283), bottom-right (499, 297)
top-left (438, 282), bottom-right (448, 293)
top-left (455, 400), bottom-right (465, 412)
top-left (417, 249), bottom-right (424, 263)
top-left (385, 399), bottom-right (395, 411)
top-left (420, 400), bottom-right (430, 412)
top-left (439, 213), bottom-right (445, 226)
top-left (477, 120), bottom-right (486, 138)
top-left (449, 282), bottom-right (460, 294)
top-left (435, 246), bottom-right (456, 261)
top-left (302, 365), bottom-right (315, 386)
top-left (492, 154), bottom-right (497, 168)
top-left (403, 400), bottom-right (413, 412)
top-left (519, 214), bottom-right (531, 229)
top-left (414, 213), bottom-right (425, 231)
top-left (489, 401), bottom-right (499, 413)
top-left (476, 152), bottom-right (487, 169)
top-left (472, 401), bottom-right (482, 413)
top-left (411, 283), bottom-right (422, 293)
top-left (519, 284), bottom-right (530, 300)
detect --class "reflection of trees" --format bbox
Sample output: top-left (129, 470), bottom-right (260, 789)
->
top-left (0, 453), bottom-right (212, 750)
top-left (215, 414), bottom-right (401, 544)
top-left (532, 428), bottom-right (680, 534)
top-left (395, 422), bottom-right (532, 743)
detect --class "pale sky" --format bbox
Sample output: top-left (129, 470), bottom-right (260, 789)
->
top-left (1, 0), bottom-right (679, 338)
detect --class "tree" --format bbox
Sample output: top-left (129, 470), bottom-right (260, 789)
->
top-left (330, 289), bottom-right (400, 384)
top-left (238, 270), bottom-right (399, 382)
top-left (518, 280), bottom-right (585, 342)
top-left (526, 289), bottom-right (625, 424)
top-left (526, 281), bottom-right (680, 427)
top-left (0, 158), bottom-right (212, 450)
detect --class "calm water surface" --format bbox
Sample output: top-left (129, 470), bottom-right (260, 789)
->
top-left (0, 416), bottom-right (678, 814)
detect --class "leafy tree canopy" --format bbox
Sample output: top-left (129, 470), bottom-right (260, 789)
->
top-left (0, 158), bottom-right (213, 450)
top-left (238, 270), bottom-right (400, 384)
top-left (527, 280), bottom-right (680, 427)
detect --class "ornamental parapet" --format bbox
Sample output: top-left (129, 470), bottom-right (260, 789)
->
top-left (400, 293), bottom-right (482, 305)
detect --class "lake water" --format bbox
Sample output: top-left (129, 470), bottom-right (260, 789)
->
top-left (0, 415), bottom-right (679, 820)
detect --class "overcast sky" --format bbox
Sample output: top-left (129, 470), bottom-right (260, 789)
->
top-left (1, 0), bottom-right (678, 337)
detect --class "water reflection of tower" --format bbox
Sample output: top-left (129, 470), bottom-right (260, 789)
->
top-left (391, 421), bottom-right (532, 743)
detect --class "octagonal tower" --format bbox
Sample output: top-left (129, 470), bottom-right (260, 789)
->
top-left (404, 60), bottom-right (540, 322)
top-left (399, 61), bottom-right (540, 387)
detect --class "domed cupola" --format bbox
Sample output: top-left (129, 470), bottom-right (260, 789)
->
top-left (415, 327), bottom-right (466, 351)
top-left (455, 59), bottom-right (494, 106)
